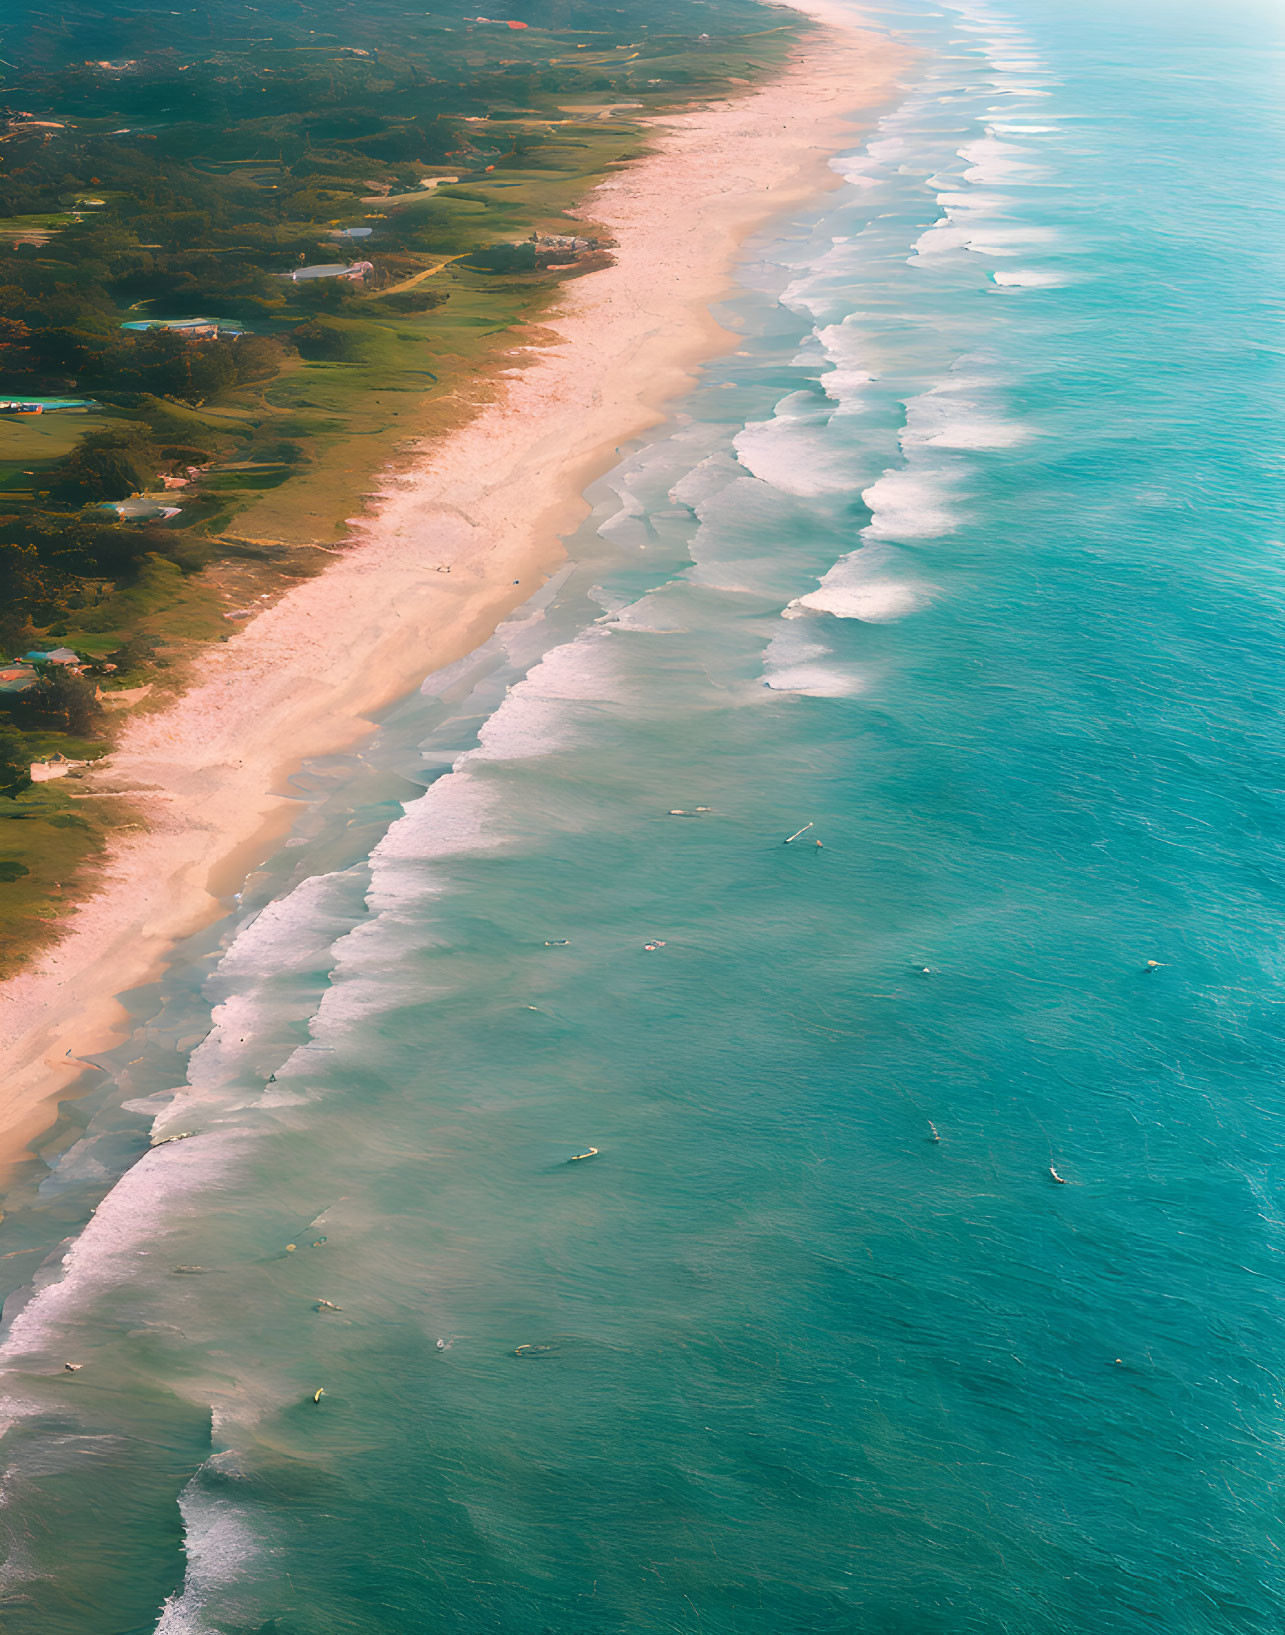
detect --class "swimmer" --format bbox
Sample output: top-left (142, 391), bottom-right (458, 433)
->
top-left (436, 1338), bottom-right (447, 1351)
top-left (1145, 959), bottom-right (1164, 971)
top-left (64, 1362), bottom-right (82, 1373)
top-left (643, 941), bottom-right (666, 951)
top-left (313, 1299), bottom-right (342, 1313)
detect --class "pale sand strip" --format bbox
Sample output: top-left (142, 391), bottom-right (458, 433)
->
top-left (0, 15), bottom-right (907, 1169)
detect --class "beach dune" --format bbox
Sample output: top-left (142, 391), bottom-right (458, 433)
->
top-left (0, 15), bottom-right (905, 1173)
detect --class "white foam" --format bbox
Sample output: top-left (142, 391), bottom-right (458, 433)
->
top-left (761, 630), bottom-right (865, 697)
top-left (989, 84), bottom-right (1054, 99)
top-left (910, 190), bottom-right (1020, 263)
top-left (901, 386), bottom-right (1029, 451)
top-left (763, 664), bottom-right (866, 696)
top-left (733, 391), bottom-right (853, 497)
top-left (789, 580), bottom-right (926, 623)
top-left (831, 154), bottom-right (883, 190)
top-left (1, 1132), bottom-right (244, 1361)
top-left (785, 543), bottom-right (930, 625)
top-left (602, 591), bottom-right (686, 634)
top-left (935, 189), bottom-right (1015, 221)
top-left (963, 224), bottom-right (1062, 257)
top-left (958, 135), bottom-right (1043, 185)
top-left (910, 220), bottom-right (975, 259)
top-left (815, 319), bottom-right (875, 412)
top-left (863, 467), bottom-right (958, 541)
top-left (467, 630), bottom-right (621, 762)
top-left (686, 473), bottom-right (818, 598)
top-left (372, 765), bottom-right (501, 867)
top-left (992, 266), bottom-right (1067, 287)
top-left (668, 451), bottom-right (740, 512)
top-left (779, 236), bottom-right (864, 319)
top-left (154, 1478), bottom-right (258, 1635)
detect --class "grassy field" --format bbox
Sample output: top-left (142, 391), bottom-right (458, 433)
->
top-left (0, 777), bottom-right (123, 978)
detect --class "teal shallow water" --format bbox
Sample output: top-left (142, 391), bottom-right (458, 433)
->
top-left (1, 2), bottom-right (1284, 1629)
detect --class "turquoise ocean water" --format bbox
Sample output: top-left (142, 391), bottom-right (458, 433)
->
top-left (1, 1), bottom-right (1283, 1628)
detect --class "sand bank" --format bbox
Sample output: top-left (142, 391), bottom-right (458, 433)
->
top-left (0, 10), bottom-right (907, 1172)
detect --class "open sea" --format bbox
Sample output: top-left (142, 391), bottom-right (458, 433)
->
top-left (2, 0), bottom-right (1283, 1628)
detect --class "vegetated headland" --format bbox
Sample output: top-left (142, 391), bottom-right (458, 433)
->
top-left (0, 0), bottom-right (905, 1165)
top-left (0, 0), bottom-right (809, 966)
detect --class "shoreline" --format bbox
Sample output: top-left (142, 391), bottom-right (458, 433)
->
top-left (0, 13), bottom-right (908, 1176)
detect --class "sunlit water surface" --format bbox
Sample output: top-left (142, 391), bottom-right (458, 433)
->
top-left (1, 1), bottom-right (1282, 1629)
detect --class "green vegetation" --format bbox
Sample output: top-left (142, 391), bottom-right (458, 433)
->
top-left (0, 0), bottom-right (807, 963)
top-left (0, 774), bottom-right (124, 977)
top-left (0, 727), bottom-right (31, 800)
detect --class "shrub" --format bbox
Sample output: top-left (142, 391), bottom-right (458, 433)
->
top-left (33, 667), bottom-right (102, 735)
top-left (48, 425), bottom-right (160, 505)
top-left (378, 289), bottom-right (449, 314)
top-left (0, 726), bottom-right (32, 801)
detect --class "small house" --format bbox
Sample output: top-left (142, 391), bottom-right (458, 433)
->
top-left (120, 317), bottom-right (243, 341)
top-left (97, 498), bottom-right (182, 522)
top-left (0, 396), bottom-right (96, 414)
top-left (23, 646), bottom-right (80, 667)
top-left (281, 260), bottom-right (373, 283)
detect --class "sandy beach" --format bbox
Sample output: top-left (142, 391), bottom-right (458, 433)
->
top-left (0, 10), bottom-right (906, 1172)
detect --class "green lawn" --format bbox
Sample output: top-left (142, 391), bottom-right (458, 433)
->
top-left (0, 780), bottom-right (127, 977)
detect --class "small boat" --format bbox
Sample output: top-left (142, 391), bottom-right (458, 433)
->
top-left (568, 1147), bottom-right (599, 1162)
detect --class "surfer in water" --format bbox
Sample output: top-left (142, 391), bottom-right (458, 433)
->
top-left (1049, 1166), bottom-right (1068, 1185)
